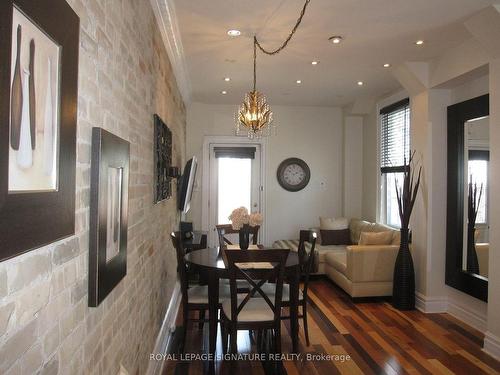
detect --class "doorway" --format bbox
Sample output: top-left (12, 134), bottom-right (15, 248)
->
top-left (206, 142), bottom-right (263, 246)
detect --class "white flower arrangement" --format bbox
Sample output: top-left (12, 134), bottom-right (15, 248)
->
top-left (228, 207), bottom-right (263, 230)
top-left (249, 212), bottom-right (263, 227)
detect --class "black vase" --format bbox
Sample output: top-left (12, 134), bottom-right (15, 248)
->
top-left (392, 228), bottom-right (415, 310)
top-left (239, 224), bottom-right (250, 250)
top-left (466, 224), bottom-right (480, 274)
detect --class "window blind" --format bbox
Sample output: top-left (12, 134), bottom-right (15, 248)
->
top-left (214, 146), bottom-right (256, 159)
top-left (380, 98), bottom-right (410, 173)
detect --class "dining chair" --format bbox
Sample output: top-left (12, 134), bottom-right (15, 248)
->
top-left (220, 249), bottom-right (290, 360)
top-left (216, 224), bottom-right (260, 249)
top-left (264, 230), bottom-right (317, 346)
top-left (170, 231), bottom-right (229, 351)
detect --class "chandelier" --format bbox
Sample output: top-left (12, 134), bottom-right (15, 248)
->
top-left (235, 0), bottom-right (311, 138)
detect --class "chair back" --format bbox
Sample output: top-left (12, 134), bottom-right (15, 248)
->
top-left (216, 224), bottom-right (260, 248)
top-left (298, 230), bottom-right (317, 296)
top-left (170, 231), bottom-right (189, 303)
top-left (224, 249), bottom-right (289, 323)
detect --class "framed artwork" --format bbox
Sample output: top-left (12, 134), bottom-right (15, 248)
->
top-left (0, 0), bottom-right (79, 261)
top-left (153, 114), bottom-right (172, 203)
top-left (89, 128), bottom-right (130, 307)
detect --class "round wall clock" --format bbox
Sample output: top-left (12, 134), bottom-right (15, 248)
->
top-left (277, 158), bottom-right (311, 192)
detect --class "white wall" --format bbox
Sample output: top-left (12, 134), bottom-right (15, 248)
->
top-left (424, 77), bottom-right (490, 329)
top-left (361, 108), bottom-right (377, 222)
top-left (344, 116), bottom-right (363, 219)
top-left (486, 58), bottom-right (500, 358)
top-left (360, 69), bottom-right (491, 330)
top-left (186, 103), bottom-right (344, 246)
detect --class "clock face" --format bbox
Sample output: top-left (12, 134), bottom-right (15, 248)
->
top-left (283, 164), bottom-right (306, 185)
top-left (277, 158), bottom-right (310, 191)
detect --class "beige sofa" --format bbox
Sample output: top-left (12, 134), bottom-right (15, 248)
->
top-left (273, 219), bottom-right (401, 298)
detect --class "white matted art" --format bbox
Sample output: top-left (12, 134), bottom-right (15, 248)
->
top-left (9, 6), bottom-right (60, 192)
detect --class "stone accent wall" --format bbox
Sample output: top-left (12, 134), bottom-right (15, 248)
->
top-left (0, 0), bottom-right (186, 374)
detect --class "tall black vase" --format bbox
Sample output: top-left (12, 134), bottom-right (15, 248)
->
top-left (392, 228), bottom-right (415, 310)
top-left (466, 224), bottom-right (480, 274)
top-left (239, 224), bottom-right (250, 250)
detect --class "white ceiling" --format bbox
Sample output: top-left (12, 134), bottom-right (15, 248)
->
top-left (174, 0), bottom-right (500, 107)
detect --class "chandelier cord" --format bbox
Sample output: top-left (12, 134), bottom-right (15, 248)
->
top-left (254, 0), bottom-right (311, 56)
top-left (252, 0), bottom-right (311, 91)
top-left (253, 36), bottom-right (257, 92)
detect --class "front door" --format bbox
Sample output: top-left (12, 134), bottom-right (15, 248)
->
top-left (208, 144), bottom-right (262, 246)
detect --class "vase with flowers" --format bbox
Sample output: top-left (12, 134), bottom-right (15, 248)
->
top-left (228, 207), bottom-right (263, 250)
top-left (466, 178), bottom-right (483, 274)
top-left (393, 151), bottom-right (421, 310)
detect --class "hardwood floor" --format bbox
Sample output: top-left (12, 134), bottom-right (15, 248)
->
top-left (163, 278), bottom-right (500, 374)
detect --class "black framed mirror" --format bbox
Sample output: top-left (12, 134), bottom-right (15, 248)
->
top-left (446, 94), bottom-right (489, 301)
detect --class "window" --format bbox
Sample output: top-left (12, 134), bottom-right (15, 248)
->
top-left (213, 146), bottom-right (256, 225)
top-left (380, 98), bottom-right (410, 227)
top-left (217, 158), bottom-right (252, 224)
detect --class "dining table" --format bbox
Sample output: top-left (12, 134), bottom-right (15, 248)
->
top-left (184, 246), bottom-right (301, 357)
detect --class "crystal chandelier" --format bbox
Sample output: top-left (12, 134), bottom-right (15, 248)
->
top-left (235, 0), bottom-right (311, 138)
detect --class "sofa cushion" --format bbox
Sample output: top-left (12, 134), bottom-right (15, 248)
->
top-left (325, 252), bottom-right (347, 274)
top-left (349, 218), bottom-right (399, 245)
top-left (320, 217), bottom-right (349, 230)
top-left (320, 229), bottom-right (351, 245)
top-left (359, 231), bottom-right (394, 245)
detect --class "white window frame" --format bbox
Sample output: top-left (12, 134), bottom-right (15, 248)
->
top-left (376, 91), bottom-right (410, 227)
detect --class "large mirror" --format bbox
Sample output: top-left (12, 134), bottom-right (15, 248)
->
top-left (463, 116), bottom-right (489, 279)
top-left (446, 94), bottom-right (489, 302)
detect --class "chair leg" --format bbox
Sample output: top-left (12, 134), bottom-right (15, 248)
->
top-left (274, 325), bottom-right (283, 375)
top-left (275, 324), bottom-right (281, 355)
top-left (257, 329), bottom-right (263, 352)
top-left (302, 301), bottom-right (310, 346)
top-left (181, 305), bottom-right (189, 353)
top-left (198, 309), bottom-right (205, 330)
top-left (221, 319), bottom-right (228, 354)
top-left (230, 324), bottom-right (237, 354)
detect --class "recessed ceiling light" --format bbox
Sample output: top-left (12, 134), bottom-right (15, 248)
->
top-left (296, 80), bottom-right (302, 84)
top-left (383, 63), bottom-right (391, 68)
top-left (357, 81), bottom-right (364, 86)
top-left (221, 90), bottom-right (227, 94)
top-left (329, 36), bottom-right (343, 44)
top-left (224, 77), bottom-right (231, 82)
top-left (415, 40), bottom-right (424, 45)
top-left (311, 61), bottom-right (319, 65)
top-left (227, 29), bottom-right (241, 37)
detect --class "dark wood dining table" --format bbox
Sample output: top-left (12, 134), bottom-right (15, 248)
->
top-left (184, 247), bottom-right (301, 357)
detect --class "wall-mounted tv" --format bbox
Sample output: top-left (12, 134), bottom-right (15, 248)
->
top-left (178, 156), bottom-right (197, 214)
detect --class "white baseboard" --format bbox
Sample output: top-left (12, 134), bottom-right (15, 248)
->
top-left (484, 331), bottom-right (500, 360)
top-left (447, 301), bottom-right (487, 333)
top-left (415, 292), bottom-right (447, 313)
top-left (147, 281), bottom-right (181, 375)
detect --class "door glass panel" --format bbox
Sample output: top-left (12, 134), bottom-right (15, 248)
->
top-left (217, 157), bottom-right (251, 224)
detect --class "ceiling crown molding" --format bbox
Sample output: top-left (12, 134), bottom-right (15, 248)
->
top-left (150, 0), bottom-right (192, 105)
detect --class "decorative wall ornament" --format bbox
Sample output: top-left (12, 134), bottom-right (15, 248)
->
top-left (277, 158), bottom-right (311, 192)
top-left (0, 0), bottom-right (79, 262)
top-left (89, 128), bottom-right (130, 307)
top-left (154, 114), bottom-right (173, 203)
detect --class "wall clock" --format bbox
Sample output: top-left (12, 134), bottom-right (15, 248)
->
top-left (277, 158), bottom-right (310, 192)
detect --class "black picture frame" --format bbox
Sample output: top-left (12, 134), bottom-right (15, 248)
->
top-left (89, 128), bottom-right (130, 307)
top-left (277, 158), bottom-right (311, 192)
top-left (153, 114), bottom-right (172, 203)
top-left (0, 0), bottom-right (79, 262)
top-left (446, 94), bottom-right (489, 302)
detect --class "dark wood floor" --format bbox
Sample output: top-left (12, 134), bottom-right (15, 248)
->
top-left (163, 278), bottom-right (500, 374)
